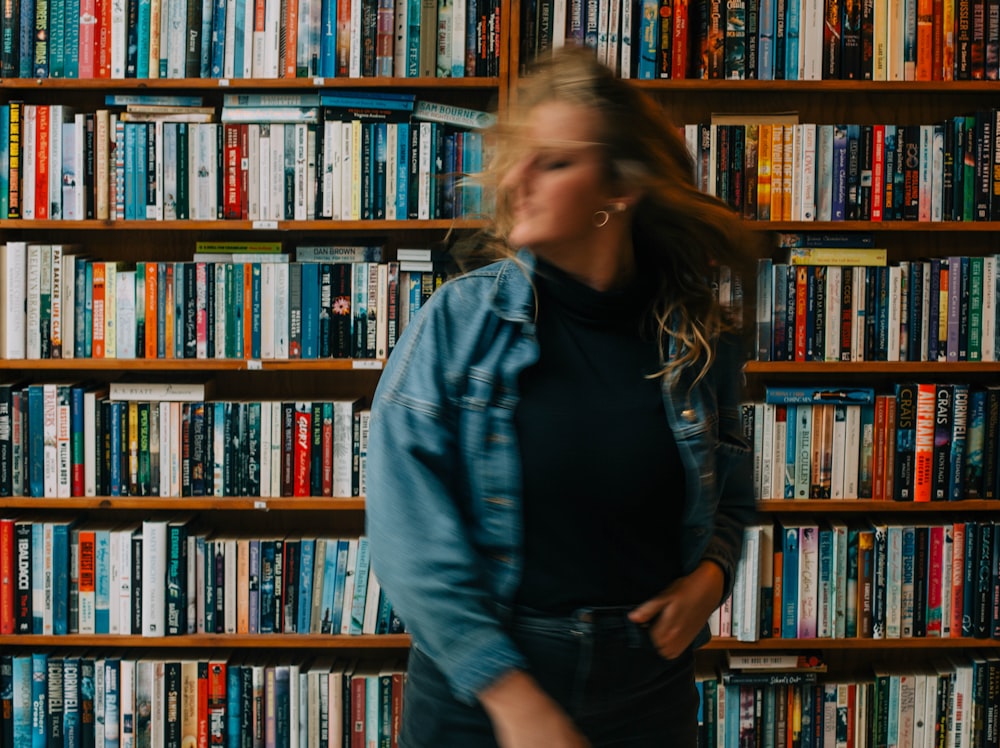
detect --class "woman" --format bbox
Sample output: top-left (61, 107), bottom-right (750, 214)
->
top-left (366, 46), bottom-right (758, 747)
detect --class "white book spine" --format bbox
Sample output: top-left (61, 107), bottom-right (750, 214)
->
top-left (242, 0), bottom-right (255, 78)
top-left (56, 387), bottom-right (71, 497)
top-left (418, 122), bottom-right (431, 219)
top-left (842, 405), bottom-right (861, 498)
top-left (141, 520), bottom-right (167, 635)
top-left (270, 124), bottom-right (285, 220)
top-left (800, 123), bottom-right (817, 220)
top-left (264, 0), bottom-right (281, 76)
top-left (385, 123), bottom-right (397, 220)
top-left (260, 263), bottom-right (276, 359)
top-left (294, 123), bottom-right (308, 221)
top-left (270, 401), bottom-right (282, 497)
top-left (887, 265), bottom-right (902, 362)
top-left (214, 263), bottom-right (227, 359)
top-left (340, 122), bottom-right (353, 220)
top-left (450, 0), bottom-right (465, 76)
top-left (119, 527), bottom-right (134, 634)
top-left (349, 0), bottom-right (362, 76)
top-left (830, 405), bottom-right (847, 499)
top-left (224, 0), bottom-right (239, 76)
top-left (274, 262), bottom-right (290, 359)
top-left (983, 256), bottom-right (996, 361)
top-left (21, 106), bottom-right (36, 220)
top-left (1, 242), bottom-right (27, 359)
top-left (248, 125), bottom-right (261, 220)
top-left (116, 270), bottom-right (136, 359)
top-left (332, 400), bottom-right (356, 497)
top-left (259, 399), bottom-right (272, 497)
top-left (25, 244), bottom-right (42, 359)
top-left (169, 401), bottom-right (182, 496)
top-left (110, 0), bottom-right (127, 76)
top-left (339, 538), bottom-right (358, 634)
top-left (48, 105), bottom-right (64, 220)
top-left (225, 538), bottom-right (238, 633)
top-left (759, 403), bottom-right (774, 500)
top-left (918, 124), bottom-right (932, 221)
top-left (259, 126), bottom-right (271, 219)
top-left (825, 266), bottom-right (842, 361)
top-left (61, 252), bottom-right (76, 359)
top-left (43, 384), bottom-right (59, 497)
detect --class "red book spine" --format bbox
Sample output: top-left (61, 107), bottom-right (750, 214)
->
top-left (35, 105), bottom-right (50, 220)
top-left (870, 124), bottom-right (885, 221)
top-left (197, 661), bottom-right (209, 748)
top-left (672, 0), bottom-right (689, 78)
top-left (351, 674), bottom-right (367, 748)
top-left (293, 403), bottom-right (311, 496)
top-left (913, 382), bottom-right (936, 502)
top-left (207, 662), bottom-right (227, 747)
top-left (95, 0), bottom-right (112, 77)
top-left (223, 124), bottom-right (241, 220)
top-left (794, 265), bottom-right (808, 361)
top-left (0, 518), bottom-right (14, 634)
top-left (925, 524), bottom-right (945, 635)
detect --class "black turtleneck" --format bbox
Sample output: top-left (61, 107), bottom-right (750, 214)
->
top-left (513, 259), bottom-right (686, 613)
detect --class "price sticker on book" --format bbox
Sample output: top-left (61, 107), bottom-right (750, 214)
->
top-left (252, 220), bottom-right (278, 230)
top-left (353, 360), bottom-right (383, 370)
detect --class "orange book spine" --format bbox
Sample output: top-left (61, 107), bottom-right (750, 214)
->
top-left (917, 0), bottom-right (935, 78)
top-left (91, 262), bottom-right (106, 358)
top-left (781, 124), bottom-right (794, 221)
top-left (756, 123), bottom-right (773, 220)
top-left (284, 0), bottom-right (300, 77)
top-left (293, 403), bottom-right (311, 496)
top-left (949, 521), bottom-right (965, 637)
top-left (145, 262), bottom-right (158, 359)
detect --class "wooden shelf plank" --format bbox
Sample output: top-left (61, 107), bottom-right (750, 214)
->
top-left (0, 219), bottom-right (484, 231)
top-left (755, 499), bottom-right (1000, 513)
top-left (0, 634), bottom-right (410, 648)
top-left (0, 77), bottom-right (500, 90)
top-left (0, 358), bottom-right (384, 371)
top-left (702, 637), bottom-right (1000, 650)
top-left (0, 497), bottom-right (366, 510)
top-left (745, 361), bottom-right (1000, 375)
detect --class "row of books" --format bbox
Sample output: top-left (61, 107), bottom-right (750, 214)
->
top-left (1, 0), bottom-right (501, 79)
top-left (0, 654), bottom-right (406, 748)
top-left (0, 518), bottom-right (404, 638)
top-left (682, 114), bottom-right (1000, 223)
top-left (0, 243), bottom-right (453, 362)
top-left (524, 0), bottom-right (1000, 81)
top-left (0, 97), bottom-right (492, 223)
top-left (0, 383), bottom-right (372, 499)
top-left (696, 660), bottom-right (994, 748)
top-left (754, 254), bottom-right (1000, 363)
top-left (744, 384), bottom-right (1000, 503)
top-left (715, 518), bottom-right (1000, 644)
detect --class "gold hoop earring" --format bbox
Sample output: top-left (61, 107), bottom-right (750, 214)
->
top-left (593, 210), bottom-right (610, 227)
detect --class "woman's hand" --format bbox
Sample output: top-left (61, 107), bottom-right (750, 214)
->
top-left (628, 560), bottom-right (725, 660)
top-left (479, 670), bottom-right (591, 748)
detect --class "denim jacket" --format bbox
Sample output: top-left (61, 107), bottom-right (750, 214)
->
top-left (366, 250), bottom-right (756, 705)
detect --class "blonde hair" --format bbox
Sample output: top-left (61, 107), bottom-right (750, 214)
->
top-left (476, 45), bottom-right (759, 382)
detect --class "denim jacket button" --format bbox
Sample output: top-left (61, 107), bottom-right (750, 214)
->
top-left (681, 408), bottom-right (697, 422)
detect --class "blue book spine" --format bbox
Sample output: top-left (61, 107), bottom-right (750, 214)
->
top-left (61, 657), bottom-right (80, 748)
top-left (30, 653), bottom-right (46, 748)
top-left (199, 0), bottom-right (213, 77)
top-left (405, 0), bottom-right (419, 75)
top-left (318, 539), bottom-right (338, 633)
top-left (12, 656), bottom-right (33, 744)
top-left (376, 589), bottom-right (393, 633)
top-left (300, 262), bottom-right (319, 359)
top-left (136, 0), bottom-right (151, 77)
top-left (94, 529), bottom-right (110, 633)
top-left (49, 0), bottom-right (65, 76)
top-left (27, 386), bottom-right (44, 498)
top-left (637, 0), bottom-right (658, 79)
top-left (783, 0), bottom-right (799, 80)
top-left (124, 124), bottom-right (138, 220)
top-left (232, 0), bottom-right (246, 76)
top-left (156, 263), bottom-right (167, 358)
top-left (962, 521), bottom-right (977, 636)
top-left (102, 660), bottom-right (119, 748)
top-left (210, 0), bottom-right (226, 76)
top-left (297, 538), bottom-right (314, 634)
top-left (52, 522), bottom-right (70, 634)
top-left (330, 539), bottom-right (349, 633)
top-left (18, 0), bottom-right (34, 77)
top-left (226, 665), bottom-right (241, 748)
top-left (781, 525), bottom-right (800, 638)
top-left (174, 262), bottom-right (186, 358)
top-left (274, 667), bottom-right (290, 746)
top-left (396, 122), bottom-right (409, 218)
top-left (62, 0), bottom-right (80, 77)
top-left (70, 384), bottom-right (84, 496)
top-left (258, 540), bottom-right (274, 633)
top-left (818, 528), bottom-right (833, 635)
top-left (832, 124), bottom-right (848, 221)
top-left (248, 538), bottom-right (260, 634)
top-left (250, 263), bottom-right (262, 359)
top-left (108, 401), bottom-right (122, 496)
top-left (757, 0), bottom-right (775, 78)
top-left (320, 0), bottom-right (337, 76)
top-left (349, 536), bottom-right (370, 635)
top-left (83, 262), bottom-right (93, 357)
top-left (135, 122), bottom-right (148, 219)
